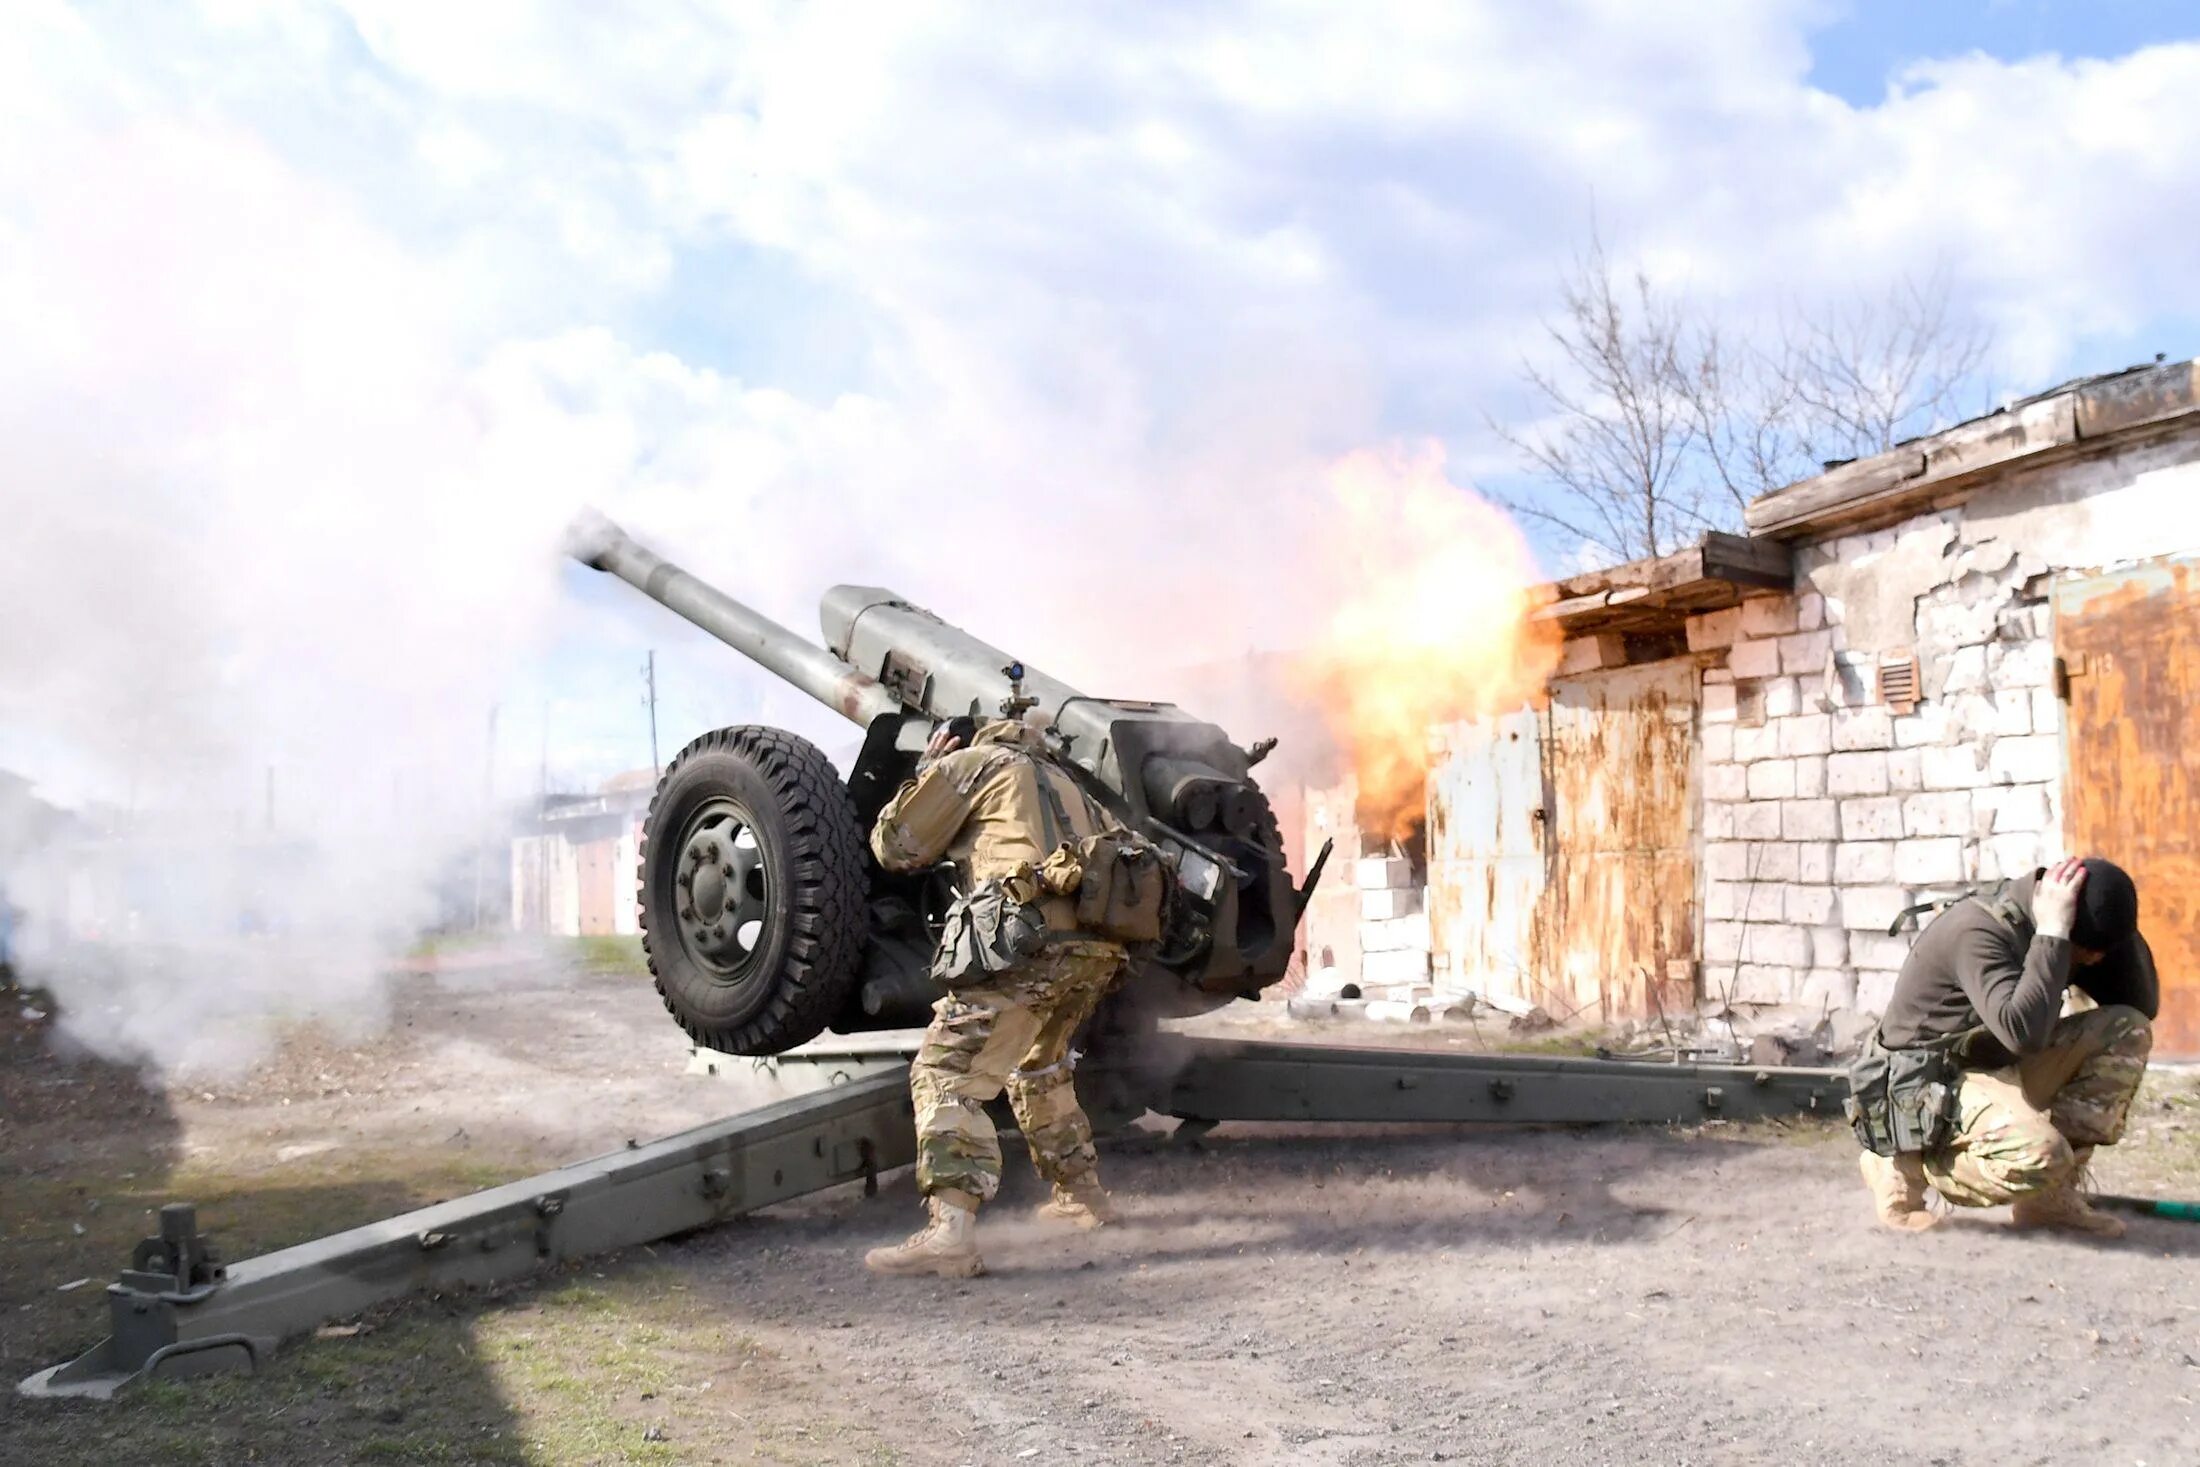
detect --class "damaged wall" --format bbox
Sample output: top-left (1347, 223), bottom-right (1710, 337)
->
top-left (1693, 421), bottom-right (2200, 1015)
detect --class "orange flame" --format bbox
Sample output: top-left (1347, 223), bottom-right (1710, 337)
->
top-left (1294, 444), bottom-right (1558, 844)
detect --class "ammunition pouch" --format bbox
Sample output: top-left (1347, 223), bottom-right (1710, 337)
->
top-left (930, 880), bottom-right (1050, 988)
top-left (1037, 831), bottom-right (1170, 945)
top-left (1027, 755), bottom-right (1169, 945)
top-left (1843, 1025), bottom-right (1967, 1157)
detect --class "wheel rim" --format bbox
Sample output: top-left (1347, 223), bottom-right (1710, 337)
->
top-left (673, 798), bottom-right (772, 978)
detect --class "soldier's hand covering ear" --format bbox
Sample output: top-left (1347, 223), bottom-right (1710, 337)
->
top-left (2033, 857), bottom-right (2087, 940)
top-left (916, 724), bottom-right (965, 774)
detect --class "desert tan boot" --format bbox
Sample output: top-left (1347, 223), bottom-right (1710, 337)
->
top-left (1859, 1150), bottom-right (1940, 1232)
top-left (1033, 1178), bottom-right (1117, 1230)
top-left (864, 1192), bottom-right (985, 1277)
top-left (2011, 1147), bottom-right (2126, 1239)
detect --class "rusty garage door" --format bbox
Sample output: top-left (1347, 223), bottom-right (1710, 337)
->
top-left (2057, 557), bottom-right (2200, 1058)
top-left (1426, 659), bottom-right (1698, 1022)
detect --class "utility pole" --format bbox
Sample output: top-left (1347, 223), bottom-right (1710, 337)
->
top-left (642, 650), bottom-right (660, 776)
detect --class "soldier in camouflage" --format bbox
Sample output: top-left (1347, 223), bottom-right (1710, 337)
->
top-left (862, 718), bottom-right (1128, 1278)
top-left (1860, 856), bottom-right (2157, 1237)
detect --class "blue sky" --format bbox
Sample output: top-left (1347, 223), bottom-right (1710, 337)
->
top-left (1807, 0), bottom-right (2200, 102)
top-left (8, 0), bottom-right (2200, 817)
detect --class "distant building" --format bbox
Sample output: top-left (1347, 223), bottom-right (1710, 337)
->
top-left (509, 770), bottom-right (656, 937)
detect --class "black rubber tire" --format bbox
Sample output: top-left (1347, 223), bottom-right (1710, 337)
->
top-left (637, 726), bottom-right (869, 1055)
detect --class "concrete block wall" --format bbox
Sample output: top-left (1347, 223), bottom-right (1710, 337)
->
top-left (1689, 510), bottom-right (2063, 1013)
top-left (1300, 805), bottom-right (1440, 1000)
top-left (1353, 855), bottom-right (1433, 993)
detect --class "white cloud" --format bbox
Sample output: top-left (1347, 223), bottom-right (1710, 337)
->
top-left (13, 1), bottom-right (2200, 799)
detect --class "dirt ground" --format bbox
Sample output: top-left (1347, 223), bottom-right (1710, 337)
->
top-left (5, 944), bottom-right (2199, 1467)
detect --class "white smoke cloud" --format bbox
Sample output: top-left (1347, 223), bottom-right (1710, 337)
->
top-left (8, 2), bottom-right (2200, 1071)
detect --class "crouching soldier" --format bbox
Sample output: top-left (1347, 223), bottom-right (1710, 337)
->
top-left (863, 717), bottom-right (1158, 1278)
top-left (1849, 857), bottom-right (2157, 1237)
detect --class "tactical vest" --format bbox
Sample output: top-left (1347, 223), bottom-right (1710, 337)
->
top-left (1024, 753), bottom-right (1169, 945)
top-left (928, 747), bottom-right (1167, 986)
top-left (1843, 884), bottom-right (2027, 1156)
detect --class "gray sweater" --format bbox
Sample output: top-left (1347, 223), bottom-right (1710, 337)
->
top-left (1878, 872), bottom-right (2159, 1069)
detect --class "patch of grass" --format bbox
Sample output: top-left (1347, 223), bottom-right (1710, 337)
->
top-left (405, 930), bottom-right (509, 961)
top-left (1490, 1029), bottom-right (1610, 1058)
top-left (2106, 1067), bottom-right (2200, 1197)
top-left (573, 934), bottom-right (648, 977)
top-left (6, 1174), bottom-right (896, 1467)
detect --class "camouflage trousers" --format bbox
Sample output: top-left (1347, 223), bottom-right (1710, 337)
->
top-left (908, 940), bottom-right (1123, 1205)
top-left (1923, 1005), bottom-right (2153, 1208)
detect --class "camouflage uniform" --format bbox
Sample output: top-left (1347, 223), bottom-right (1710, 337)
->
top-left (1868, 870), bottom-right (2158, 1224)
top-left (908, 941), bottom-right (1120, 1202)
top-left (1924, 1003), bottom-right (2152, 1206)
top-left (870, 721), bottom-right (1126, 1206)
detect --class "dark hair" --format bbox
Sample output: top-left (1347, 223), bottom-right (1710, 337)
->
top-left (2071, 857), bottom-right (2139, 951)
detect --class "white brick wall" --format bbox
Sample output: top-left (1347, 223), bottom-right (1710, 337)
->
top-left (1689, 605), bottom-right (1741, 651)
top-left (1361, 948), bottom-right (1431, 985)
top-left (1735, 802), bottom-right (1783, 840)
top-left (1688, 492), bottom-right (2071, 1021)
top-left (1838, 798), bottom-right (1903, 840)
top-left (1778, 714), bottom-right (1832, 756)
top-left (1362, 912), bottom-right (1432, 952)
top-left (1747, 760), bottom-right (1796, 800)
top-left (1782, 800), bottom-right (1839, 841)
top-left (1797, 842), bottom-right (1835, 883)
top-left (1900, 791), bottom-right (1971, 838)
top-left (1838, 885), bottom-right (1910, 931)
top-left (1825, 752), bottom-right (1889, 797)
top-left (1355, 856), bottom-right (1414, 889)
top-left (1728, 638), bottom-right (1781, 679)
top-left (1893, 838), bottom-right (1965, 885)
top-left (1360, 888), bottom-right (1417, 921)
top-left (1739, 596), bottom-right (1797, 637)
top-left (1831, 707), bottom-right (1893, 751)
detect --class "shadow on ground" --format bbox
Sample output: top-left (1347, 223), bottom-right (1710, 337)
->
top-left (0, 991), bottom-right (535, 1467)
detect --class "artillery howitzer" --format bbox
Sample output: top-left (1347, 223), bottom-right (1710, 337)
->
top-left (564, 508), bottom-right (1318, 1056)
top-left (22, 514), bottom-right (1850, 1402)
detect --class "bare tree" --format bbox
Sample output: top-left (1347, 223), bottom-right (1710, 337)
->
top-left (1501, 238), bottom-right (1995, 566)
top-left (1785, 266), bottom-right (1994, 462)
top-left (1491, 235), bottom-right (1707, 564)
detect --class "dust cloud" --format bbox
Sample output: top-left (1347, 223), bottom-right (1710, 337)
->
top-left (0, 92), bottom-right (589, 1076)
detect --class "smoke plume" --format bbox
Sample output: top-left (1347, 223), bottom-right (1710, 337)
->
top-left (0, 7), bottom-right (1560, 1077)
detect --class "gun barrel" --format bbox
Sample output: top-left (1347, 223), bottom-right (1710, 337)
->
top-left (566, 509), bottom-right (904, 727)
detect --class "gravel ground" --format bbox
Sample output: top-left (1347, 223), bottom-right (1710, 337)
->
top-left (695, 1110), bottom-right (2200, 1467)
top-left (8, 947), bottom-right (2200, 1466)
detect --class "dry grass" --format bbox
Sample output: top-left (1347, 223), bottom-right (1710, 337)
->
top-left (2, 1144), bottom-right (901, 1465)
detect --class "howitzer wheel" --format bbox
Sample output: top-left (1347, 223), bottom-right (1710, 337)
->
top-left (639, 726), bottom-right (869, 1055)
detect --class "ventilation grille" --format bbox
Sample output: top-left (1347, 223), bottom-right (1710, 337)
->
top-left (1876, 653), bottom-right (1921, 715)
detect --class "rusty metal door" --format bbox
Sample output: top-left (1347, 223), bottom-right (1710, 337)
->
top-left (2057, 558), bottom-right (2200, 1057)
top-left (1426, 708), bottom-right (1547, 1004)
top-left (1535, 661), bottom-right (1699, 1023)
top-left (1426, 659), bottom-right (1699, 1022)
